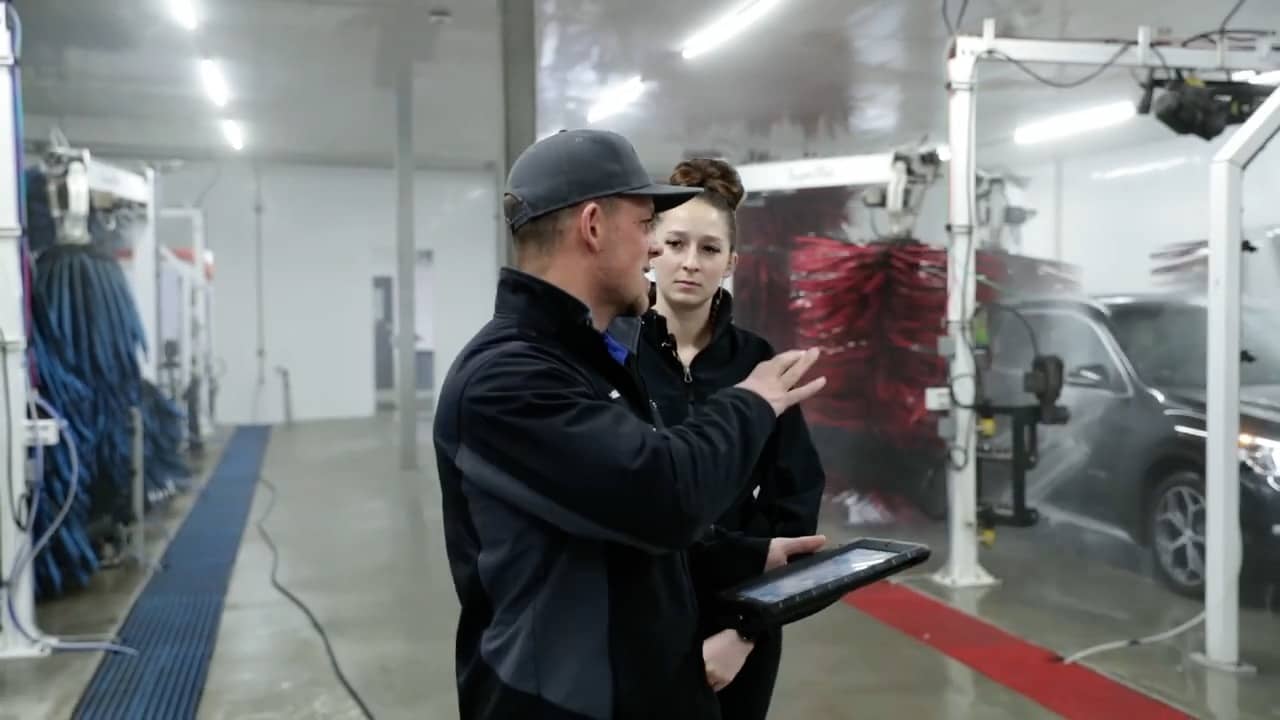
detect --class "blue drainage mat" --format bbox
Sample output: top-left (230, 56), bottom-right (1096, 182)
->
top-left (73, 426), bottom-right (272, 720)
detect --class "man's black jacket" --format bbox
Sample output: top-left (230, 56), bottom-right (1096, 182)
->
top-left (630, 289), bottom-right (826, 630)
top-left (433, 269), bottom-right (778, 720)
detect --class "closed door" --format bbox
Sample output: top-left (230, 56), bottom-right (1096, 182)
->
top-left (373, 276), bottom-right (394, 391)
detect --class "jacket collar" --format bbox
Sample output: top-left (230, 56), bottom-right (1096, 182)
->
top-left (494, 267), bottom-right (598, 336)
top-left (641, 286), bottom-right (736, 348)
top-left (605, 315), bottom-right (643, 354)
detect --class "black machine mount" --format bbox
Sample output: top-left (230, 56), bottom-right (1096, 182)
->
top-left (976, 355), bottom-right (1069, 529)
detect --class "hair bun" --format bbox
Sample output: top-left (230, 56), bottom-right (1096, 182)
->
top-left (669, 158), bottom-right (745, 210)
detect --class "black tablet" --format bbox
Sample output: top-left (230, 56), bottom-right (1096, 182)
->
top-left (719, 538), bottom-right (931, 633)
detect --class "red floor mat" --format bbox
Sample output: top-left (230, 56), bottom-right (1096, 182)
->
top-left (844, 582), bottom-right (1193, 720)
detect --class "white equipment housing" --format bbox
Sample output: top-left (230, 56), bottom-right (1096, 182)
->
top-left (157, 207), bottom-right (215, 445)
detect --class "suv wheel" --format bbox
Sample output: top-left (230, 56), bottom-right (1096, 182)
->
top-left (1149, 471), bottom-right (1206, 598)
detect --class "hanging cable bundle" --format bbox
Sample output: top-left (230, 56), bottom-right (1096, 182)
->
top-left (27, 243), bottom-right (147, 597)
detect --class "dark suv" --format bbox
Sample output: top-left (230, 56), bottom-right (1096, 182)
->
top-left (979, 293), bottom-right (1280, 597)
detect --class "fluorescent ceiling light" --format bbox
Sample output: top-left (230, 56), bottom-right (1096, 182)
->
top-left (681, 0), bottom-right (783, 61)
top-left (220, 119), bottom-right (245, 151)
top-left (1013, 101), bottom-right (1135, 145)
top-left (168, 0), bottom-right (199, 30)
top-left (199, 59), bottom-right (230, 108)
top-left (586, 76), bottom-right (647, 124)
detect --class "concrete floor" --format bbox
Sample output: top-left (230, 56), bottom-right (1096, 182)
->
top-left (197, 416), bottom-right (1053, 720)
top-left (4, 415), bottom-right (1278, 719)
top-left (832, 520), bottom-right (1280, 720)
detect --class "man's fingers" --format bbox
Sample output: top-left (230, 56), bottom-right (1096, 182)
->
top-left (768, 348), bottom-right (808, 376)
top-left (784, 376), bottom-right (826, 407)
top-left (779, 348), bottom-right (821, 388)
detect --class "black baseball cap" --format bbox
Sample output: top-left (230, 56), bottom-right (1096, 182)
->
top-left (504, 129), bottom-right (702, 231)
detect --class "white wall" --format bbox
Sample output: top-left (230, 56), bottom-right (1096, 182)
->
top-left (158, 161), bottom-right (498, 425)
top-left (991, 129), bottom-right (1280, 301)
top-left (369, 177), bottom-right (500, 355)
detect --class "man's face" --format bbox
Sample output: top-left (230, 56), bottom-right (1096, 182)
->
top-left (596, 196), bottom-right (660, 317)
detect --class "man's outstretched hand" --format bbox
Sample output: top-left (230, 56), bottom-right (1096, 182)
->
top-left (764, 534), bottom-right (828, 572)
top-left (736, 348), bottom-right (826, 417)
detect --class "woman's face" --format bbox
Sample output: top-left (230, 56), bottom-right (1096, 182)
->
top-left (651, 197), bottom-right (736, 311)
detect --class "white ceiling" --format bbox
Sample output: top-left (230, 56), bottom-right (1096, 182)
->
top-left (18, 0), bottom-right (1280, 171)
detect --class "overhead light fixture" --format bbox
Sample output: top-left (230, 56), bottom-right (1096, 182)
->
top-left (168, 0), bottom-right (199, 31)
top-left (220, 119), bottom-right (245, 151)
top-left (199, 59), bottom-right (230, 108)
top-left (1013, 101), bottom-right (1136, 145)
top-left (680, 0), bottom-right (783, 61)
top-left (586, 76), bottom-right (647, 124)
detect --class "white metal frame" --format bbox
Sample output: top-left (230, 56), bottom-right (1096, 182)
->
top-left (0, 10), bottom-right (40, 660)
top-left (941, 18), bottom-right (1279, 672)
top-left (157, 246), bottom-right (193, 403)
top-left (1193, 85), bottom-right (1280, 674)
top-left (736, 153), bottom-right (898, 191)
top-left (156, 207), bottom-right (215, 442)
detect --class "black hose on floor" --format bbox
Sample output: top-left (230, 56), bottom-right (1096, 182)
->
top-left (255, 477), bottom-right (377, 720)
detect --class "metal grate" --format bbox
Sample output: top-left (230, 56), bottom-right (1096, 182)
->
top-left (74, 426), bottom-right (271, 720)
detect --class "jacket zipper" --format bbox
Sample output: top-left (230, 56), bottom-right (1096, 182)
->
top-left (668, 342), bottom-right (695, 405)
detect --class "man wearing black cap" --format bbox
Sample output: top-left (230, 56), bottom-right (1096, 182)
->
top-left (433, 129), bottom-right (825, 719)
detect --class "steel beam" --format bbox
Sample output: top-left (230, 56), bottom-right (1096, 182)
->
top-left (499, 0), bottom-right (536, 267)
top-left (395, 58), bottom-right (418, 470)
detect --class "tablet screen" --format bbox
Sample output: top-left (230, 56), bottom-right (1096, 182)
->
top-left (739, 548), bottom-right (899, 603)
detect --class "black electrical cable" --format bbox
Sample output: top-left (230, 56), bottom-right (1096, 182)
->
top-left (1221, 0), bottom-right (1248, 38)
top-left (984, 42), bottom-right (1134, 89)
top-left (255, 477), bottom-right (376, 720)
top-left (982, 302), bottom-right (1042, 359)
top-left (941, 0), bottom-right (970, 38)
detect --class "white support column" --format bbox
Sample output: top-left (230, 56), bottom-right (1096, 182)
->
top-left (933, 48), bottom-right (998, 589)
top-left (1193, 85), bottom-right (1280, 675)
top-left (395, 59), bottom-right (418, 471)
top-left (133, 169), bottom-right (158, 383)
top-left (191, 212), bottom-right (214, 438)
top-left (1203, 156), bottom-right (1243, 668)
top-left (0, 10), bottom-right (44, 658)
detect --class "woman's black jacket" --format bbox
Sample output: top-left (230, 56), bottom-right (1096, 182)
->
top-left (624, 290), bottom-right (826, 631)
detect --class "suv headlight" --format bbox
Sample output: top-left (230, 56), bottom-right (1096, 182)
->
top-left (1238, 434), bottom-right (1280, 490)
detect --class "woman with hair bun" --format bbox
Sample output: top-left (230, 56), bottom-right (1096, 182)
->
top-left (634, 158), bottom-right (826, 718)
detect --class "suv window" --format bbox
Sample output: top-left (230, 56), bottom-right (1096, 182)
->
top-left (1107, 303), bottom-right (1280, 388)
top-left (991, 309), bottom-right (1123, 392)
